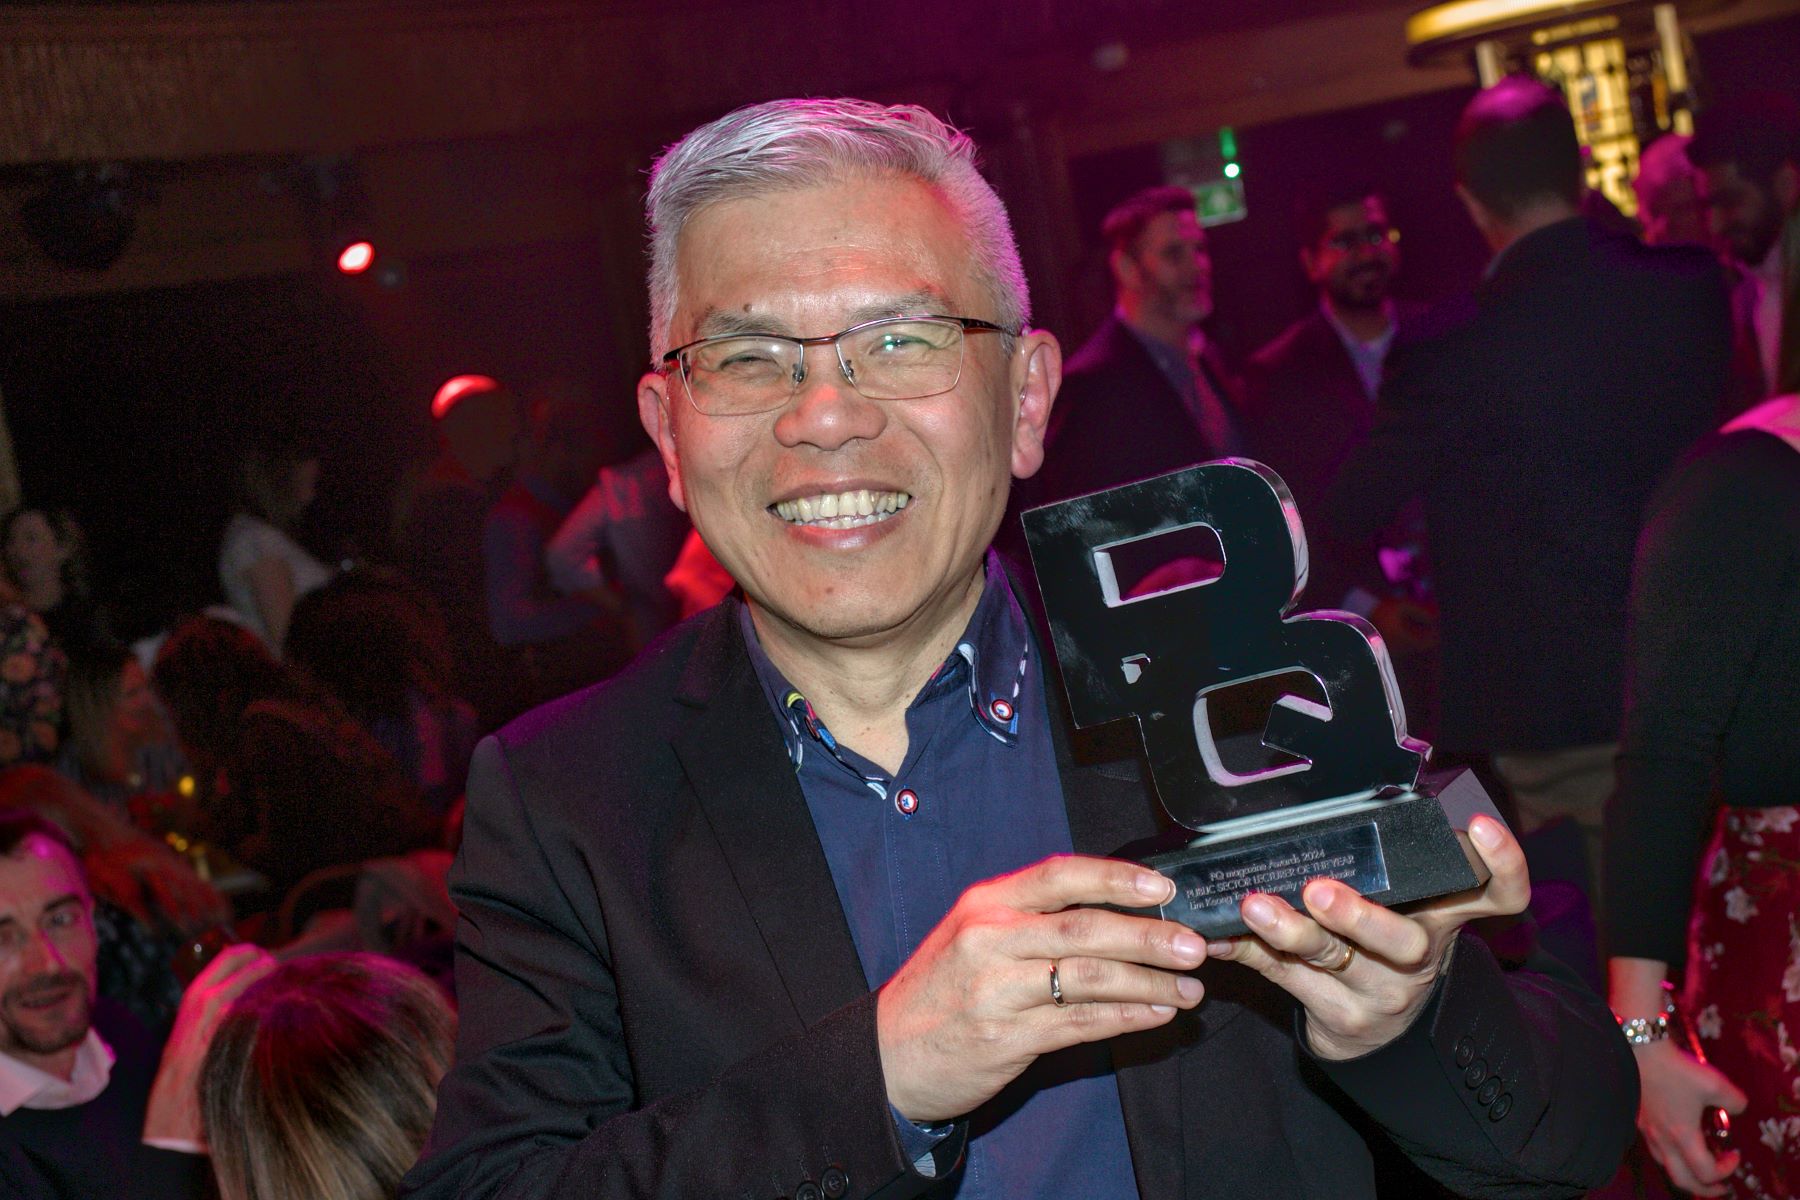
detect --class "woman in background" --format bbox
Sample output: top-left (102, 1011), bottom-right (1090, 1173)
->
top-left (200, 953), bottom-right (454, 1200)
top-left (218, 435), bottom-right (333, 651)
top-left (59, 640), bottom-right (185, 811)
top-left (2, 505), bottom-right (103, 647)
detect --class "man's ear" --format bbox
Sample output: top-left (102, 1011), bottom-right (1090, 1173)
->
top-left (1453, 183), bottom-right (1500, 251)
top-left (1299, 246), bottom-right (1320, 284)
top-left (1009, 329), bottom-right (1063, 481)
top-left (1775, 161), bottom-right (1800, 214)
top-left (637, 371), bottom-right (688, 513)
top-left (1108, 246), bottom-right (1138, 293)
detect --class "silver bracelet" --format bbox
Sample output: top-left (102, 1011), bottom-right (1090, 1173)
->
top-left (1616, 991), bottom-right (1677, 1046)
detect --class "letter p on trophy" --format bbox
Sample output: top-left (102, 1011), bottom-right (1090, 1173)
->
top-left (1023, 460), bottom-right (1505, 936)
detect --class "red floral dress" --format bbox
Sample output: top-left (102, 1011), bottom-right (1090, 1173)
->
top-left (1685, 805), bottom-right (1800, 1200)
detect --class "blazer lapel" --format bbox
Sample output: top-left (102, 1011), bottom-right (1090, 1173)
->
top-left (670, 604), bottom-right (872, 1029)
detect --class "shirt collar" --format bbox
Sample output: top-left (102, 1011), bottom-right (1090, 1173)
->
top-left (741, 550), bottom-right (1033, 772)
top-left (1319, 297), bottom-right (1396, 353)
top-left (1118, 307), bottom-right (1206, 363)
top-left (1753, 240), bottom-right (1784, 284)
top-left (0, 1027), bottom-right (113, 1116)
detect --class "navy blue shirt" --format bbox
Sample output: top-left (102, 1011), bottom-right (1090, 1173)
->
top-left (742, 553), bottom-right (1140, 1199)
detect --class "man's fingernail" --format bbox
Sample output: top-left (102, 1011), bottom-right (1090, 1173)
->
top-left (1177, 976), bottom-right (1203, 1001)
top-left (1137, 872), bottom-right (1174, 901)
top-left (1470, 817), bottom-right (1502, 850)
top-left (1243, 894), bottom-right (1276, 928)
top-left (1207, 938), bottom-right (1235, 958)
top-left (1308, 883), bottom-right (1336, 915)
top-left (1172, 932), bottom-right (1205, 961)
top-left (1150, 1004), bottom-right (1176, 1015)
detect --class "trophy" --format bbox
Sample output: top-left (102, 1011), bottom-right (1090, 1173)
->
top-left (1022, 460), bottom-right (1504, 937)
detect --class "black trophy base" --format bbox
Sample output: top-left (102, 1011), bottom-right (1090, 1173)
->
top-left (1145, 767), bottom-right (1505, 938)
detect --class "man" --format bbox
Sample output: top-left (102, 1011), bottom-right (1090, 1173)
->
top-left (545, 446), bottom-right (691, 649)
top-left (0, 809), bottom-right (272, 1199)
top-left (393, 374), bottom-right (523, 729)
top-left (483, 387), bottom-right (628, 718)
top-left (1028, 186), bottom-right (1243, 511)
top-left (1688, 92), bottom-right (1800, 407)
top-left (1327, 78), bottom-right (1731, 905)
top-left (1632, 134), bottom-right (1710, 248)
top-left (406, 97), bottom-right (1637, 1200)
top-left (1240, 189), bottom-right (1429, 623)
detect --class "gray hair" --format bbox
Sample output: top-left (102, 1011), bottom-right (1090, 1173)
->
top-left (644, 97), bottom-right (1030, 362)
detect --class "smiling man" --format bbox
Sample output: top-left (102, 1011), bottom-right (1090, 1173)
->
top-left (406, 98), bottom-right (1636, 1200)
top-left (0, 810), bottom-right (272, 1200)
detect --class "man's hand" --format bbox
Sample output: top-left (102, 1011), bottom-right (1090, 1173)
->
top-left (142, 944), bottom-right (277, 1147)
top-left (877, 855), bottom-right (1206, 1123)
top-left (1635, 1040), bottom-right (1746, 1196)
top-left (1208, 814), bottom-right (1527, 1060)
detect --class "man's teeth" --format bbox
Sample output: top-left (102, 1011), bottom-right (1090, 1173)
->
top-left (773, 489), bottom-right (910, 528)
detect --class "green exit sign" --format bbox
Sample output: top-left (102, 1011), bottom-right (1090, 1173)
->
top-left (1190, 178), bottom-right (1247, 227)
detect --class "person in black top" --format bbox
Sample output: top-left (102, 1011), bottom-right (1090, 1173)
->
top-left (1606, 395), bottom-right (1800, 1200)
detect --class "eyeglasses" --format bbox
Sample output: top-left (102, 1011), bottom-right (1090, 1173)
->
top-left (661, 315), bottom-right (1015, 417)
top-left (1323, 226), bottom-right (1400, 253)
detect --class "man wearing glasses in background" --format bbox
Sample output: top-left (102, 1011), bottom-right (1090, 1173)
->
top-left (405, 98), bottom-right (1636, 1200)
top-left (1241, 188), bottom-right (1438, 733)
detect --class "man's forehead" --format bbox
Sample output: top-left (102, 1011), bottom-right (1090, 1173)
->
top-left (1325, 197), bottom-right (1386, 228)
top-left (672, 180), bottom-right (982, 331)
top-left (0, 836), bottom-right (87, 910)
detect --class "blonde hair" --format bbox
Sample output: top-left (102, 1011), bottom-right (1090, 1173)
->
top-left (200, 953), bottom-right (454, 1200)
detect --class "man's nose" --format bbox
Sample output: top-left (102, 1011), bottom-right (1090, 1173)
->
top-left (774, 346), bottom-right (887, 451)
top-left (20, 930), bottom-right (68, 973)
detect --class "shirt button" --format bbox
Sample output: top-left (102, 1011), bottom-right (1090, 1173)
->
top-left (795, 1183), bottom-right (823, 1200)
top-left (1463, 1059), bottom-right (1487, 1088)
top-left (1477, 1077), bottom-right (1502, 1106)
top-left (1489, 1092), bottom-right (1513, 1121)
top-left (821, 1166), bottom-right (850, 1198)
top-left (989, 697), bottom-right (1014, 723)
top-left (895, 788), bottom-right (919, 816)
top-left (1454, 1037), bottom-right (1475, 1068)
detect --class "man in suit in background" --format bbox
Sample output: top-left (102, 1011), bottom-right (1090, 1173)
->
top-left (1242, 186), bottom-right (1438, 738)
top-left (407, 96), bottom-right (1637, 1200)
top-left (1327, 78), bottom-right (1732, 908)
top-left (1029, 186), bottom-right (1244, 510)
top-left (1241, 190), bottom-right (1430, 612)
top-left (1687, 91), bottom-right (1800, 409)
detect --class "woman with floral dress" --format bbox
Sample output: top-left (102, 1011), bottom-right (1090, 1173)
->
top-left (1606, 394), bottom-right (1800, 1200)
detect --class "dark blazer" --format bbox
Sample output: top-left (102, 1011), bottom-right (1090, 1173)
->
top-left (1326, 217), bottom-right (1732, 755)
top-left (1027, 314), bottom-right (1244, 510)
top-left (1240, 304), bottom-right (1423, 612)
top-left (405, 597), bottom-right (1637, 1200)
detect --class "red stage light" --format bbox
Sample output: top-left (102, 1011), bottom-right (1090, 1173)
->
top-left (337, 240), bottom-right (375, 274)
top-left (431, 374), bottom-right (501, 419)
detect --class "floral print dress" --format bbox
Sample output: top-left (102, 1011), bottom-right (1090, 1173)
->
top-left (1686, 805), bottom-right (1800, 1199)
